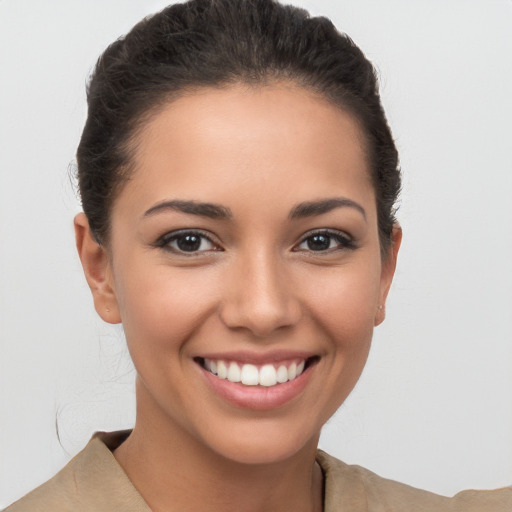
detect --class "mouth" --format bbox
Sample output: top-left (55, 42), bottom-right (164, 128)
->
top-left (195, 356), bottom-right (320, 388)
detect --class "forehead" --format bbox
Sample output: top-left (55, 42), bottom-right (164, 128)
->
top-left (121, 83), bottom-right (375, 217)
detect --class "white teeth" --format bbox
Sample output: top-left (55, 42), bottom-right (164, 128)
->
top-left (288, 362), bottom-right (297, 380)
top-left (217, 360), bottom-right (228, 379)
top-left (259, 364), bottom-right (277, 387)
top-left (203, 358), bottom-right (308, 387)
top-left (276, 365), bottom-right (288, 383)
top-left (227, 362), bottom-right (241, 383)
top-left (241, 364), bottom-right (259, 385)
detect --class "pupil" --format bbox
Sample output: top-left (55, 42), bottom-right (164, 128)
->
top-left (307, 234), bottom-right (330, 251)
top-left (177, 234), bottom-right (201, 252)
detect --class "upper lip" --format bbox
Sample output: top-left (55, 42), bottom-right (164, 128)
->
top-left (195, 350), bottom-right (318, 364)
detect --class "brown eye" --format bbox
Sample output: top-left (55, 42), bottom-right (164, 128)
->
top-left (158, 230), bottom-right (219, 254)
top-left (306, 234), bottom-right (331, 251)
top-left (295, 230), bottom-right (355, 252)
top-left (176, 233), bottom-right (203, 252)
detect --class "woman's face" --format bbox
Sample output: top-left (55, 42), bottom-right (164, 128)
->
top-left (79, 84), bottom-right (399, 464)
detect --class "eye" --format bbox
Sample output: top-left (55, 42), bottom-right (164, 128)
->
top-left (157, 230), bottom-right (220, 254)
top-left (295, 230), bottom-right (355, 253)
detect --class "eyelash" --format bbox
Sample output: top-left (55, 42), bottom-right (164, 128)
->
top-left (155, 229), bottom-right (356, 255)
top-left (294, 229), bottom-right (356, 253)
top-left (155, 229), bottom-right (221, 255)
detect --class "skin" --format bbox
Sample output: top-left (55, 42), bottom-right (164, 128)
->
top-left (75, 83), bottom-right (401, 512)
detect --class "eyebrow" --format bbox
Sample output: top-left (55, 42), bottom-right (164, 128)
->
top-left (143, 197), bottom-right (365, 221)
top-left (289, 197), bottom-right (366, 220)
top-left (143, 200), bottom-right (233, 219)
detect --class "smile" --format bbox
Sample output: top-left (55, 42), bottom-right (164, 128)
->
top-left (196, 355), bottom-right (319, 410)
top-left (203, 358), bottom-right (306, 387)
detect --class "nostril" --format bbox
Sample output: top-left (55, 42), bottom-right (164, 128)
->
top-left (219, 298), bottom-right (303, 337)
top-left (218, 263), bottom-right (302, 336)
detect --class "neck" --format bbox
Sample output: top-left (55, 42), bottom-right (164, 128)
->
top-left (114, 382), bottom-right (324, 512)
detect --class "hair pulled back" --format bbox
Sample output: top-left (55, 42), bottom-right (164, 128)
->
top-left (77, 0), bottom-right (400, 252)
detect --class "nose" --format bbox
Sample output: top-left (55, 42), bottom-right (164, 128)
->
top-left (219, 250), bottom-right (302, 338)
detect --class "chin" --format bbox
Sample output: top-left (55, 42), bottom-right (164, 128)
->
top-left (197, 417), bottom-right (321, 466)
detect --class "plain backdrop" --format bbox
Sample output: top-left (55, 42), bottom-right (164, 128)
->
top-left (1, 0), bottom-right (511, 507)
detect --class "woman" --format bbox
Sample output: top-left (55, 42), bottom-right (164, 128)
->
top-left (4, 0), bottom-right (511, 510)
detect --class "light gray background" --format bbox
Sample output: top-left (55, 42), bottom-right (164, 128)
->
top-left (1, 0), bottom-right (511, 507)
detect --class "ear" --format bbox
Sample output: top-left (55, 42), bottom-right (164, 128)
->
top-left (375, 224), bottom-right (402, 326)
top-left (74, 213), bottom-right (121, 324)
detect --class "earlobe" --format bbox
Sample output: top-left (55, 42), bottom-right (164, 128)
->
top-left (374, 224), bottom-right (402, 326)
top-left (74, 213), bottom-right (121, 324)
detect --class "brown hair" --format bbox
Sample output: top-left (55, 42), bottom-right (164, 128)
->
top-left (77, 0), bottom-right (400, 253)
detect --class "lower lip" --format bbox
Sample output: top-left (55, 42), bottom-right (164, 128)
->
top-left (199, 363), bottom-right (315, 411)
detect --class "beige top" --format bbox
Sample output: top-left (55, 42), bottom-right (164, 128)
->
top-left (6, 431), bottom-right (512, 511)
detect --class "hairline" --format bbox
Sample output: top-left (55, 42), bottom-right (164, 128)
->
top-left (96, 78), bottom-right (388, 255)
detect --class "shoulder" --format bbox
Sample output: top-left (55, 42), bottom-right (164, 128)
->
top-left (317, 450), bottom-right (512, 512)
top-left (4, 431), bottom-right (149, 512)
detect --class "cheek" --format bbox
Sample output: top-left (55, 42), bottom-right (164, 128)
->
top-left (299, 258), bottom-right (382, 346)
top-left (113, 258), bottom-right (220, 357)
